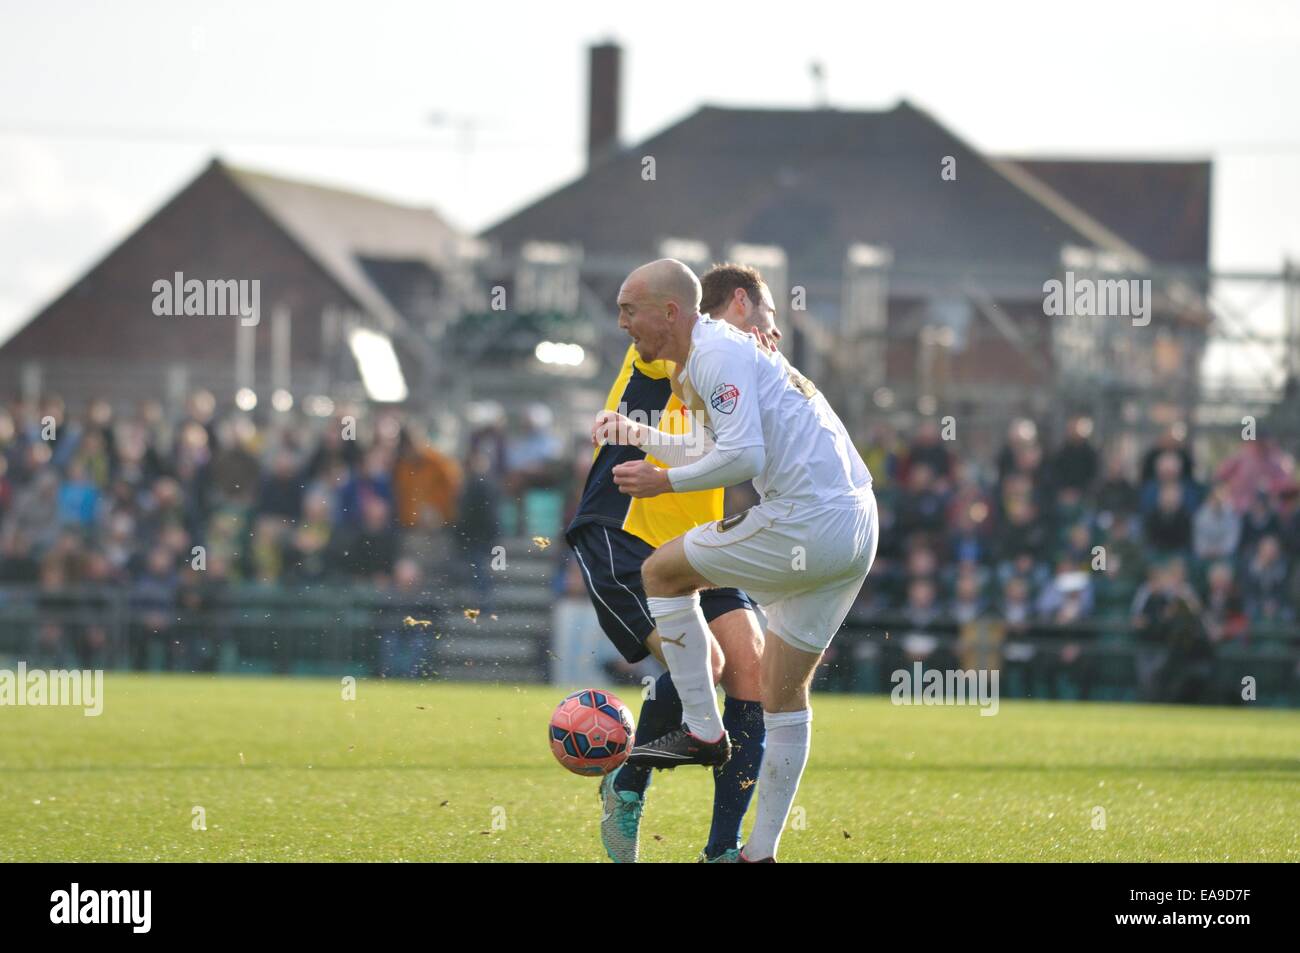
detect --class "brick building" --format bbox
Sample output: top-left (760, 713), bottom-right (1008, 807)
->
top-left (0, 158), bottom-right (469, 413)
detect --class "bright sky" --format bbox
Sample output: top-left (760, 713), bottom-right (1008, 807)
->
top-left (2, 0), bottom-right (1298, 379)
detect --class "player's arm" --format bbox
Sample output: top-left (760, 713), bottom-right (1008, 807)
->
top-left (611, 438), bottom-right (761, 498)
top-left (592, 409), bottom-right (713, 467)
top-left (664, 341), bottom-right (764, 491)
top-left (612, 342), bottom-right (764, 497)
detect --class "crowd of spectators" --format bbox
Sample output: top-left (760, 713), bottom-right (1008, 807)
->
top-left (0, 392), bottom-right (565, 671)
top-left (836, 415), bottom-right (1299, 702)
top-left (4, 390), bottom-right (1297, 699)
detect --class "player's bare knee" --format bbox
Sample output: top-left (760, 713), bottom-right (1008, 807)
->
top-left (710, 610), bottom-right (763, 699)
top-left (722, 643), bottom-right (762, 700)
top-left (761, 662), bottom-right (810, 712)
top-left (640, 550), bottom-right (670, 596)
top-left (721, 666), bottom-right (760, 701)
top-left (710, 641), bottom-right (726, 685)
top-left (644, 551), bottom-right (696, 595)
top-left (763, 680), bottom-right (809, 713)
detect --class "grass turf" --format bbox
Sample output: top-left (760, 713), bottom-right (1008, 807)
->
top-left (1, 674), bottom-right (1297, 862)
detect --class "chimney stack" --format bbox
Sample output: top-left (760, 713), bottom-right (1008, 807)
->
top-left (587, 42), bottom-right (621, 168)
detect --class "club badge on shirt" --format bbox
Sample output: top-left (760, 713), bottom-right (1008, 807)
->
top-left (710, 383), bottom-right (740, 415)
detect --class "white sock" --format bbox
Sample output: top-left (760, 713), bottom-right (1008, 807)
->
top-left (745, 708), bottom-right (812, 861)
top-left (645, 593), bottom-right (724, 741)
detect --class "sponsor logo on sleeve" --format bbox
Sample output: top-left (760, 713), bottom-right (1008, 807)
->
top-left (710, 383), bottom-right (740, 415)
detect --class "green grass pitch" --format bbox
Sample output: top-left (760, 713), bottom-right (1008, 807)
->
top-left (2, 674), bottom-right (1298, 862)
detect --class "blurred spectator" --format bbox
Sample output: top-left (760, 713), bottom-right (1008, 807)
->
top-left (1083, 519), bottom-right (1136, 622)
top-left (1276, 484), bottom-right (1300, 561)
top-left (504, 404), bottom-right (564, 534)
top-left (995, 418), bottom-right (1038, 488)
top-left (1059, 521), bottom-right (1095, 570)
top-left (1001, 575), bottom-right (1034, 631)
top-left (899, 419), bottom-right (952, 486)
top-left (1131, 558), bottom-right (1210, 702)
top-left (1031, 559), bottom-right (1095, 700)
top-left (1238, 490), bottom-right (1282, 556)
top-left (378, 558), bottom-right (438, 679)
top-left (1241, 535), bottom-right (1290, 623)
top-left (131, 544), bottom-right (179, 670)
top-left (1036, 561), bottom-right (1094, 622)
top-left (860, 422), bottom-right (902, 488)
top-left (57, 458), bottom-right (100, 529)
top-left (283, 491), bottom-right (337, 585)
top-left (36, 556), bottom-right (75, 666)
top-left (0, 455), bottom-right (12, 516)
top-left (1001, 436), bottom-right (1046, 505)
top-left (137, 476), bottom-right (186, 545)
top-left (5, 470), bottom-right (60, 553)
top-left (338, 446), bottom-right (394, 528)
top-left (505, 404), bottom-right (563, 490)
top-left (1193, 484), bottom-right (1241, 562)
top-left (466, 403), bottom-right (508, 479)
top-left (998, 575), bottom-right (1036, 689)
top-left (1140, 426), bottom-right (1194, 484)
top-left (1049, 416), bottom-right (1099, 493)
top-left (945, 462), bottom-right (992, 563)
top-left (455, 450), bottom-right (504, 607)
top-left (257, 449), bottom-right (305, 521)
top-left (177, 557), bottom-right (229, 671)
top-left (209, 418), bottom-right (260, 505)
top-left (996, 497), bottom-right (1047, 565)
top-left (947, 497), bottom-right (992, 565)
top-left (1215, 434), bottom-right (1295, 512)
top-left (338, 496), bottom-right (399, 587)
top-left (1140, 450), bottom-right (1201, 516)
top-left (1203, 561), bottom-right (1248, 644)
top-left (306, 416), bottom-right (362, 480)
top-left (393, 425), bottom-right (462, 528)
top-left (902, 577), bottom-right (942, 631)
top-left (895, 463), bottom-right (948, 542)
top-left (250, 514), bottom-right (288, 583)
top-left (947, 573), bottom-right (986, 625)
top-left (1144, 482), bottom-right (1194, 554)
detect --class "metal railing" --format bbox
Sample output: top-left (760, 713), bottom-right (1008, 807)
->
top-left (0, 582), bottom-right (549, 681)
top-left (825, 613), bottom-right (1300, 706)
top-left (2, 585), bottom-right (1295, 705)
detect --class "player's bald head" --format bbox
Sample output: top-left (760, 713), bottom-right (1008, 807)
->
top-left (616, 259), bottom-right (703, 364)
top-left (623, 258), bottom-right (701, 313)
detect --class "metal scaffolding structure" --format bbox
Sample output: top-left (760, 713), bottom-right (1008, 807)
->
top-left (457, 245), bottom-right (1300, 470)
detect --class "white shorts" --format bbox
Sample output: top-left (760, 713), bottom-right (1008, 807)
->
top-left (683, 486), bottom-right (878, 654)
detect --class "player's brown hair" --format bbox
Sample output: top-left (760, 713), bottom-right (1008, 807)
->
top-left (699, 263), bottom-right (766, 317)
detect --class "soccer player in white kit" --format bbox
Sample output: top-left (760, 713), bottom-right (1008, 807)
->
top-left (599, 258), bottom-right (878, 862)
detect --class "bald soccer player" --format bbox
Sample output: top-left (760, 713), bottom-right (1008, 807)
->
top-left (568, 262), bottom-right (781, 862)
top-left (602, 258), bottom-right (877, 863)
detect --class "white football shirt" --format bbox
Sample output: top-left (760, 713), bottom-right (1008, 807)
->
top-left (680, 315), bottom-right (872, 506)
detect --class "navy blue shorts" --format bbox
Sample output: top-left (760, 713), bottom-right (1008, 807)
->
top-left (565, 521), bottom-right (754, 663)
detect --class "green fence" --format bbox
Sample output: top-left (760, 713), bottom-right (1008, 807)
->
top-left (1, 584), bottom-right (1296, 706)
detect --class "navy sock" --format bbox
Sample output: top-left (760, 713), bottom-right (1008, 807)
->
top-left (615, 672), bottom-right (681, 796)
top-left (705, 696), bottom-right (766, 858)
